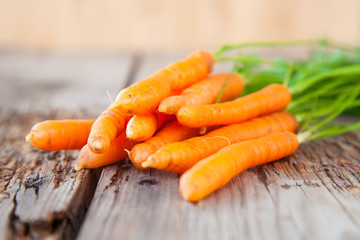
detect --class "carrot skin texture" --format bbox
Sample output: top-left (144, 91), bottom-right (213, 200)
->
top-left (179, 131), bottom-right (299, 202)
top-left (75, 130), bottom-right (137, 170)
top-left (142, 112), bottom-right (298, 173)
top-left (158, 73), bottom-right (244, 114)
top-left (87, 106), bottom-right (129, 154)
top-left (26, 119), bottom-right (94, 151)
top-left (130, 120), bottom-right (200, 169)
top-left (114, 50), bottom-right (214, 115)
top-left (177, 84), bottom-right (292, 127)
top-left (126, 111), bottom-right (175, 141)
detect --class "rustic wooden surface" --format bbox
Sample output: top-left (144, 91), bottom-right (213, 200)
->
top-left (0, 52), bottom-right (132, 239)
top-left (0, 51), bottom-right (360, 240)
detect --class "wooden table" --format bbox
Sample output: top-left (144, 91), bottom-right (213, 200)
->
top-left (0, 51), bottom-right (360, 240)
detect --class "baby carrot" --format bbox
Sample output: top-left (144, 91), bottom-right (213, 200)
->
top-left (130, 120), bottom-right (200, 169)
top-left (26, 119), bottom-right (94, 151)
top-left (158, 73), bottom-right (244, 114)
top-left (179, 131), bottom-right (299, 202)
top-left (126, 110), bottom-right (175, 141)
top-left (87, 107), bottom-right (130, 154)
top-left (177, 83), bottom-right (291, 127)
top-left (142, 112), bottom-right (298, 173)
top-left (114, 50), bottom-right (214, 115)
top-left (75, 130), bottom-right (137, 171)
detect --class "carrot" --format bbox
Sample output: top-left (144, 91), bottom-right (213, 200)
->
top-left (87, 107), bottom-right (130, 154)
top-left (130, 120), bottom-right (201, 169)
top-left (126, 110), bottom-right (175, 141)
top-left (26, 119), bottom-right (94, 151)
top-left (179, 131), bottom-right (299, 202)
top-left (114, 50), bottom-right (214, 115)
top-left (158, 73), bottom-right (244, 114)
top-left (177, 83), bottom-right (291, 127)
top-left (142, 112), bottom-right (298, 173)
top-left (75, 130), bottom-right (137, 171)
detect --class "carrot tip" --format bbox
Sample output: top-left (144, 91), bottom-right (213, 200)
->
top-left (25, 133), bottom-right (32, 142)
top-left (141, 160), bottom-right (151, 168)
top-left (126, 127), bottom-right (137, 140)
top-left (157, 104), bottom-right (166, 113)
top-left (199, 127), bottom-right (207, 135)
top-left (91, 141), bottom-right (104, 152)
top-left (124, 149), bottom-right (131, 157)
top-left (74, 161), bottom-right (84, 171)
top-left (158, 104), bottom-right (174, 115)
top-left (142, 155), bottom-right (160, 168)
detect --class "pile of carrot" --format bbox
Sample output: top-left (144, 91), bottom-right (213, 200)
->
top-left (26, 41), bottom-right (360, 202)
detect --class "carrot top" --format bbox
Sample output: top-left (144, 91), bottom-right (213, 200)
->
top-left (214, 39), bottom-right (360, 142)
top-left (113, 50), bottom-right (214, 115)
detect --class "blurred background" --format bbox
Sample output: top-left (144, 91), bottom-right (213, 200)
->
top-left (0, 0), bottom-right (359, 53)
top-left (1, 0), bottom-right (360, 112)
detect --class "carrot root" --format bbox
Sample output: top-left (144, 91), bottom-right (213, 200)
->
top-left (179, 131), bottom-right (299, 202)
top-left (129, 120), bottom-right (200, 169)
top-left (27, 119), bottom-right (95, 151)
top-left (75, 130), bottom-right (137, 171)
top-left (25, 133), bottom-right (32, 142)
top-left (87, 107), bottom-right (129, 154)
top-left (126, 111), bottom-right (174, 141)
top-left (177, 84), bottom-right (292, 127)
top-left (142, 112), bottom-right (298, 173)
top-left (114, 50), bottom-right (214, 115)
top-left (158, 73), bottom-right (244, 114)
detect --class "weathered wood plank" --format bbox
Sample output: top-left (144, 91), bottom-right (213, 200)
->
top-left (0, 111), bottom-right (98, 239)
top-left (0, 52), bottom-right (133, 113)
top-left (0, 52), bottom-right (133, 239)
top-left (77, 52), bottom-right (360, 240)
top-left (77, 132), bottom-right (360, 240)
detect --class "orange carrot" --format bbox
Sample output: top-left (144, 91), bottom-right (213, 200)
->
top-left (179, 131), bottom-right (299, 202)
top-left (158, 73), bottom-right (244, 114)
top-left (75, 130), bottom-right (137, 171)
top-left (26, 119), bottom-right (94, 151)
top-left (130, 120), bottom-right (200, 169)
top-left (87, 107), bottom-right (130, 154)
top-left (142, 112), bottom-right (298, 173)
top-left (177, 84), bottom-right (291, 127)
top-left (114, 50), bottom-right (214, 115)
top-left (126, 110), bottom-right (175, 141)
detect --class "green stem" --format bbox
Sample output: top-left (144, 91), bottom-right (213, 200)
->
top-left (300, 86), bottom-right (360, 139)
top-left (214, 56), bottom-right (281, 65)
top-left (214, 39), bottom-right (328, 56)
top-left (351, 99), bottom-right (360, 108)
top-left (214, 39), bottom-right (360, 143)
top-left (283, 63), bottom-right (293, 87)
top-left (289, 78), bottom-right (356, 109)
top-left (289, 64), bottom-right (360, 94)
top-left (216, 64), bottom-right (238, 103)
top-left (214, 39), bottom-right (357, 57)
top-left (305, 121), bottom-right (360, 142)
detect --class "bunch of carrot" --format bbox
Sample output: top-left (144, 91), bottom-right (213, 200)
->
top-left (26, 40), bottom-right (360, 202)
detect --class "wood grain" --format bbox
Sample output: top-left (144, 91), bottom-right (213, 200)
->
top-left (0, 111), bottom-right (97, 239)
top-left (0, 52), bottom-right (132, 239)
top-left (77, 132), bottom-right (360, 240)
top-left (0, 52), bottom-right (133, 113)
